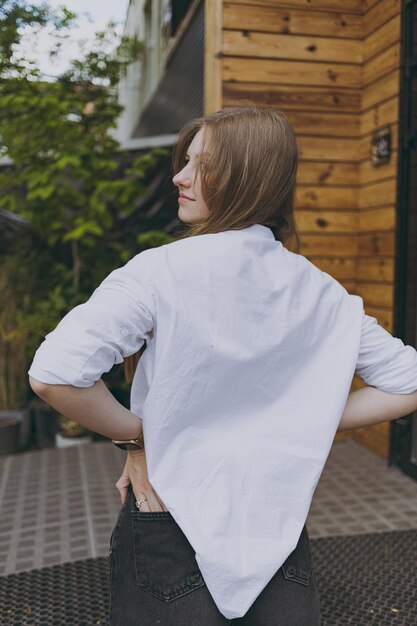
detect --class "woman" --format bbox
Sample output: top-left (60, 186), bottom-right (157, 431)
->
top-left (29, 105), bottom-right (417, 625)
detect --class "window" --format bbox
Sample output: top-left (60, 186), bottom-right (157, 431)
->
top-left (171, 0), bottom-right (193, 36)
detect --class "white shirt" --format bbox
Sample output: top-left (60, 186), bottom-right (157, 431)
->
top-left (28, 223), bottom-right (417, 619)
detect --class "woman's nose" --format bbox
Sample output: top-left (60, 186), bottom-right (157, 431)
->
top-left (173, 166), bottom-right (191, 187)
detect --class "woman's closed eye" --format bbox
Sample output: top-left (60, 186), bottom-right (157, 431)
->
top-left (182, 158), bottom-right (207, 166)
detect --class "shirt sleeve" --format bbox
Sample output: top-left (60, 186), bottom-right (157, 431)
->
top-left (28, 251), bottom-right (156, 387)
top-left (354, 311), bottom-right (417, 394)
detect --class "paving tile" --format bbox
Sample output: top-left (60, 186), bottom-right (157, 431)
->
top-left (1, 439), bottom-right (417, 575)
top-left (44, 543), bottom-right (61, 554)
top-left (306, 440), bottom-right (417, 538)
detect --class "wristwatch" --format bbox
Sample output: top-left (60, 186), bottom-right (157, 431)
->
top-left (112, 432), bottom-right (145, 451)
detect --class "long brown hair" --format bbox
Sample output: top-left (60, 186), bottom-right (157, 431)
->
top-left (125, 105), bottom-right (300, 383)
top-left (172, 104), bottom-right (300, 248)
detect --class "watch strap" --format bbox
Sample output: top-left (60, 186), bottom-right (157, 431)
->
top-left (112, 432), bottom-right (145, 450)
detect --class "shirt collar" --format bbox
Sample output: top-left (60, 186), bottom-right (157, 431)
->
top-left (245, 224), bottom-right (276, 240)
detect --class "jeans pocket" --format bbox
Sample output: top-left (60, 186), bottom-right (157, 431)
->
top-left (132, 511), bottom-right (206, 602)
top-left (281, 525), bottom-right (312, 587)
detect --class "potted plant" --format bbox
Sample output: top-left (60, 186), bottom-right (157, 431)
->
top-left (55, 415), bottom-right (92, 448)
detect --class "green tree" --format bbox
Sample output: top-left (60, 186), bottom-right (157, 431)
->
top-left (0, 0), bottom-right (173, 357)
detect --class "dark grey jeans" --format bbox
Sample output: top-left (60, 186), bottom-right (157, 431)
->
top-left (109, 484), bottom-right (321, 625)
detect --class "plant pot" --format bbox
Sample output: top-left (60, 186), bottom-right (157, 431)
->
top-left (30, 398), bottom-right (59, 448)
top-left (0, 408), bottom-right (32, 452)
top-left (55, 432), bottom-right (92, 448)
top-left (0, 416), bottom-right (21, 456)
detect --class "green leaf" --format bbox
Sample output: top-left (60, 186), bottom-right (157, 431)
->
top-left (55, 155), bottom-right (81, 170)
top-left (63, 221), bottom-right (104, 241)
top-left (26, 184), bottom-right (55, 201)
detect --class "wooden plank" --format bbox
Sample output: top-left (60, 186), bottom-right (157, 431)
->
top-left (362, 0), bottom-right (385, 12)
top-left (222, 82), bottom-right (361, 112)
top-left (296, 209), bottom-right (357, 233)
top-left (307, 257), bottom-right (357, 280)
top-left (360, 150), bottom-right (397, 184)
top-left (296, 185), bottom-right (358, 209)
top-left (361, 96), bottom-right (399, 136)
top-left (223, 30), bottom-right (362, 64)
top-left (283, 110), bottom-right (360, 137)
top-left (363, 42), bottom-right (400, 88)
top-left (223, 3), bottom-right (363, 38)
top-left (354, 282), bottom-right (394, 308)
top-left (352, 428), bottom-right (389, 460)
top-left (222, 58), bottom-right (362, 89)
top-left (359, 179), bottom-right (397, 210)
top-left (358, 206), bottom-right (396, 231)
top-left (339, 279), bottom-right (356, 292)
top-left (334, 431), bottom-right (353, 442)
top-left (353, 422), bottom-right (390, 439)
top-left (363, 14), bottom-right (401, 62)
top-left (298, 136), bottom-right (358, 161)
top-left (298, 161), bottom-right (359, 185)
top-left (363, 0), bottom-right (401, 39)
top-left (299, 234), bottom-right (358, 256)
top-left (363, 305), bottom-right (393, 332)
top-left (369, 421), bottom-right (390, 436)
top-left (361, 69), bottom-right (400, 111)
top-left (357, 257), bottom-right (394, 281)
top-left (204, 0), bottom-right (222, 113)
top-left (225, 0), bottom-right (366, 14)
top-left (358, 232), bottom-right (395, 256)
top-left (312, 277), bottom-right (358, 292)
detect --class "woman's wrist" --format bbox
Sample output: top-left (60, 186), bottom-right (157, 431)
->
top-left (127, 448), bottom-right (146, 456)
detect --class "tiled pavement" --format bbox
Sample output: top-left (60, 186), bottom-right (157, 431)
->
top-left (307, 439), bottom-right (417, 537)
top-left (0, 439), bottom-right (417, 576)
top-left (0, 443), bottom-right (125, 576)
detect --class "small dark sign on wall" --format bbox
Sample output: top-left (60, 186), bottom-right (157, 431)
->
top-left (371, 126), bottom-right (391, 166)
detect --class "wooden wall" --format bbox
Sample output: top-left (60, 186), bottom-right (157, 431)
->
top-left (219, 0), bottom-right (364, 301)
top-left (205, 0), bottom-right (403, 458)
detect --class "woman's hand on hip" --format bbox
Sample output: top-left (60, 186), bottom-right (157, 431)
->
top-left (115, 449), bottom-right (169, 512)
